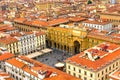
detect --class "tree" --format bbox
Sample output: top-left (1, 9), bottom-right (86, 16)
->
top-left (87, 0), bottom-right (92, 4)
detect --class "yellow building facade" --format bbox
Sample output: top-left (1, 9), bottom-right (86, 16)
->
top-left (47, 27), bottom-right (88, 54)
top-left (13, 20), bottom-right (47, 33)
top-left (47, 25), bottom-right (120, 54)
top-left (0, 31), bottom-right (46, 55)
top-left (100, 12), bottom-right (120, 27)
top-left (0, 37), bottom-right (19, 55)
top-left (35, 2), bottom-right (55, 11)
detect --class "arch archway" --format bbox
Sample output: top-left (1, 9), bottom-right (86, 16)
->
top-left (74, 41), bottom-right (80, 54)
top-left (54, 42), bottom-right (56, 48)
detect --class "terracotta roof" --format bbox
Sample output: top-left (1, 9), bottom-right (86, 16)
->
top-left (100, 11), bottom-right (120, 16)
top-left (10, 31), bottom-right (45, 37)
top-left (84, 20), bottom-right (110, 25)
top-left (6, 58), bottom-right (25, 69)
top-left (0, 36), bottom-right (18, 44)
top-left (24, 20), bottom-right (32, 25)
top-left (10, 32), bottom-right (22, 37)
top-left (0, 53), bottom-right (14, 61)
top-left (39, 15), bottom-right (48, 19)
top-left (0, 70), bottom-right (14, 80)
top-left (0, 24), bottom-right (17, 32)
top-left (6, 56), bottom-right (79, 80)
top-left (87, 29), bottom-right (120, 44)
top-left (48, 18), bottom-right (69, 26)
top-left (54, 27), bottom-right (68, 31)
top-left (44, 74), bottom-right (78, 80)
top-left (5, 27), bottom-right (16, 31)
top-left (35, 31), bottom-right (45, 36)
top-left (14, 18), bottom-right (26, 23)
top-left (109, 68), bottom-right (120, 80)
top-left (10, 32), bottom-right (34, 37)
top-left (0, 18), bottom-right (4, 22)
top-left (24, 31), bottom-right (34, 35)
top-left (69, 17), bottom-right (86, 22)
top-left (66, 42), bottom-right (120, 71)
top-left (32, 20), bottom-right (48, 27)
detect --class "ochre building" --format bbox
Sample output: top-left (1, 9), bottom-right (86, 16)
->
top-left (47, 23), bottom-right (120, 54)
top-left (47, 25), bottom-right (88, 54)
top-left (99, 4), bottom-right (120, 27)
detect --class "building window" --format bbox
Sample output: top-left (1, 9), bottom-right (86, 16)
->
top-left (79, 69), bottom-right (81, 73)
top-left (73, 73), bottom-right (76, 77)
top-left (84, 71), bottom-right (87, 75)
top-left (102, 77), bottom-right (104, 80)
top-left (79, 75), bottom-right (81, 78)
top-left (98, 73), bottom-right (99, 77)
top-left (106, 68), bottom-right (107, 72)
top-left (113, 64), bottom-right (115, 68)
top-left (68, 65), bottom-right (70, 69)
top-left (84, 77), bottom-right (87, 80)
top-left (12, 69), bottom-right (14, 72)
top-left (116, 62), bottom-right (118, 66)
top-left (73, 67), bottom-right (75, 71)
top-left (90, 73), bottom-right (93, 77)
top-left (102, 71), bottom-right (104, 75)
top-left (13, 75), bottom-right (14, 78)
top-left (68, 71), bottom-right (71, 74)
top-left (105, 75), bottom-right (107, 79)
top-left (109, 66), bottom-right (111, 70)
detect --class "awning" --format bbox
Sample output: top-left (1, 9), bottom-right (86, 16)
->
top-left (41, 48), bottom-right (52, 53)
top-left (26, 52), bottom-right (43, 58)
top-left (54, 62), bottom-right (64, 68)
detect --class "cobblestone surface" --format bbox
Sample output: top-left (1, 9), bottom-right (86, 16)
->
top-left (35, 49), bottom-right (73, 67)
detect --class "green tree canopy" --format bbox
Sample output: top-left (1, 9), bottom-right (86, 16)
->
top-left (87, 0), bottom-right (92, 4)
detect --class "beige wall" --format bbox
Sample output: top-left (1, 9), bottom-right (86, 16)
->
top-left (66, 59), bottom-right (120, 80)
top-left (100, 13), bottom-right (120, 27)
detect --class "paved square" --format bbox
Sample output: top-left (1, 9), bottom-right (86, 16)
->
top-left (35, 49), bottom-right (73, 67)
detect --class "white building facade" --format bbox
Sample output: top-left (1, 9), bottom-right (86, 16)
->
top-left (15, 31), bottom-right (46, 55)
top-left (83, 20), bottom-right (112, 31)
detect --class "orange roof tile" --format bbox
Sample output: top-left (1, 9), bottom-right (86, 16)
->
top-left (48, 18), bottom-right (69, 26)
top-left (32, 20), bottom-right (48, 27)
top-left (109, 68), bottom-right (120, 80)
top-left (35, 31), bottom-right (45, 36)
top-left (66, 42), bottom-right (120, 71)
top-left (0, 53), bottom-right (14, 61)
top-left (39, 15), bottom-right (48, 19)
top-left (6, 58), bottom-right (25, 69)
top-left (10, 32), bottom-right (22, 37)
top-left (18, 56), bottom-right (80, 80)
top-left (0, 70), bottom-right (14, 80)
top-left (10, 31), bottom-right (35, 37)
top-left (84, 20), bottom-right (110, 25)
top-left (6, 54), bottom-right (79, 80)
top-left (87, 30), bottom-right (120, 44)
top-left (69, 17), bottom-right (86, 22)
top-left (14, 18), bottom-right (26, 23)
top-left (44, 74), bottom-right (79, 80)
top-left (0, 36), bottom-right (18, 44)
top-left (24, 21), bottom-right (32, 25)
top-left (23, 66), bottom-right (38, 77)
top-left (0, 25), bottom-right (16, 32)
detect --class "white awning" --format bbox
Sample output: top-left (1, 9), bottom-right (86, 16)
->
top-left (41, 48), bottom-right (52, 53)
top-left (26, 52), bottom-right (43, 58)
top-left (54, 62), bottom-right (64, 67)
